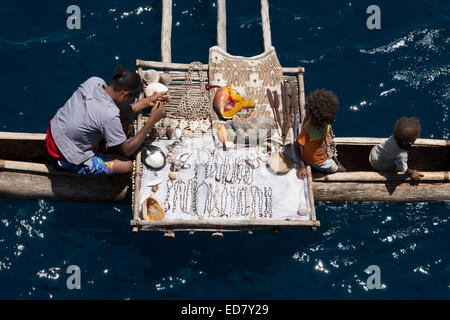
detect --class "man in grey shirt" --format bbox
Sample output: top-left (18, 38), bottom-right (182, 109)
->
top-left (46, 65), bottom-right (168, 175)
top-left (369, 117), bottom-right (424, 181)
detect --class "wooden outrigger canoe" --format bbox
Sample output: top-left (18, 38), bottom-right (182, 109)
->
top-left (1, 0), bottom-right (448, 206)
top-left (0, 132), bottom-right (448, 203)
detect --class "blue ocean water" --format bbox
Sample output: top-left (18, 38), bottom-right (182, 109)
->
top-left (0, 0), bottom-right (449, 299)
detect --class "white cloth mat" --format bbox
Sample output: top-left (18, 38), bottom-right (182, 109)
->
top-left (139, 136), bottom-right (311, 221)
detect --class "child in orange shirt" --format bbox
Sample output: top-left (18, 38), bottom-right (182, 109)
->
top-left (294, 89), bottom-right (345, 179)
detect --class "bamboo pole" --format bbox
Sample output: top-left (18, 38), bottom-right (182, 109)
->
top-left (306, 165), bottom-right (317, 231)
top-left (334, 137), bottom-right (449, 147)
top-left (0, 132), bottom-right (46, 140)
top-left (313, 171), bottom-right (449, 182)
top-left (137, 59), bottom-right (208, 70)
top-left (260, 0), bottom-right (272, 51)
top-left (161, 0), bottom-right (172, 63)
top-left (132, 66), bottom-right (146, 232)
top-left (217, 0), bottom-right (227, 51)
top-left (136, 59), bottom-right (303, 73)
top-left (130, 219), bottom-right (321, 229)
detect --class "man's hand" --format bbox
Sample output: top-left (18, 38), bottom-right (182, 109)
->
top-left (145, 92), bottom-right (168, 107)
top-left (150, 101), bottom-right (166, 123)
top-left (158, 92), bottom-right (171, 103)
top-left (409, 169), bottom-right (424, 181)
top-left (119, 101), bottom-right (165, 157)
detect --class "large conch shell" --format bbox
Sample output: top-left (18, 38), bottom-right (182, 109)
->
top-left (143, 69), bottom-right (160, 84)
top-left (142, 194), bottom-right (165, 221)
top-left (213, 86), bottom-right (229, 118)
top-left (159, 73), bottom-right (171, 86)
top-left (217, 125), bottom-right (233, 149)
top-left (144, 82), bottom-right (168, 98)
top-left (213, 86), bottom-right (255, 119)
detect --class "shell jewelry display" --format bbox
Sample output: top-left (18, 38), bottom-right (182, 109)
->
top-left (134, 55), bottom-right (315, 234)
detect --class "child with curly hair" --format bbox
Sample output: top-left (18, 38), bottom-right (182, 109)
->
top-left (369, 117), bottom-right (424, 181)
top-left (294, 89), bottom-right (345, 179)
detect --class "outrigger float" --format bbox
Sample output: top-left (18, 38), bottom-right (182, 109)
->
top-left (0, 0), bottom-right (448, 236)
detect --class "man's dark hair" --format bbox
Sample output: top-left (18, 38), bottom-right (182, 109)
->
top-left (305, 89), bottom-right (339, 128)
top-left (110, 65), bottom-right (143, 98)
top-left (393, 117), bottom-right (421, 146)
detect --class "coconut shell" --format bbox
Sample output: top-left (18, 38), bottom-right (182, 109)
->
top-left (267, 151), bottom-right (294, 174)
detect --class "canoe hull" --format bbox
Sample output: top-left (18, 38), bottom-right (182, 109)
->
top-left (0, 169), bottom-right (130, 203)
top-left (313, 181), bottom-right (450, 202)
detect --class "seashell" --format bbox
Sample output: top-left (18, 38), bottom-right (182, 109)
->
top-left (142, 194), bottom-right (164, 221)
top-left (155, 127), bottom-right (167, 138)
top-left (178, 119), bottom-right (188, 130)
top-left (183, 129), bottom-right (194, 138)
top-left (143, 69), bottom-right (160, 84)
top-left (232, 107), bottom-right (266, 131)
top-left (146, 178), bottom-right (163, 187)
top-left (151, 185), bottom-right (158, 193)
top-left (217, 125), bottom-right (227, 145)
top-left (144, 82), bottom-right (169, 97)
top-left (162, 118), bottom-right (172, 128)
top-left (159, 73), bottom-right (171, 86)
top-left (174, 128), bottom-right (183, 139)
top-left (166, 127), bottom-right (174, 139)
top-left (168, 172), bottom-right (177, 180)
top-left (297, 202), bottom-right (309, 216)
top-left (200, 119), bottom-right (211, 132)
top-left (169, 119), bottom-right (178, 131)
top-left (189, 120), bottom-right (199, 132)
top-left (142, 145), bottom-right (166, 171)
